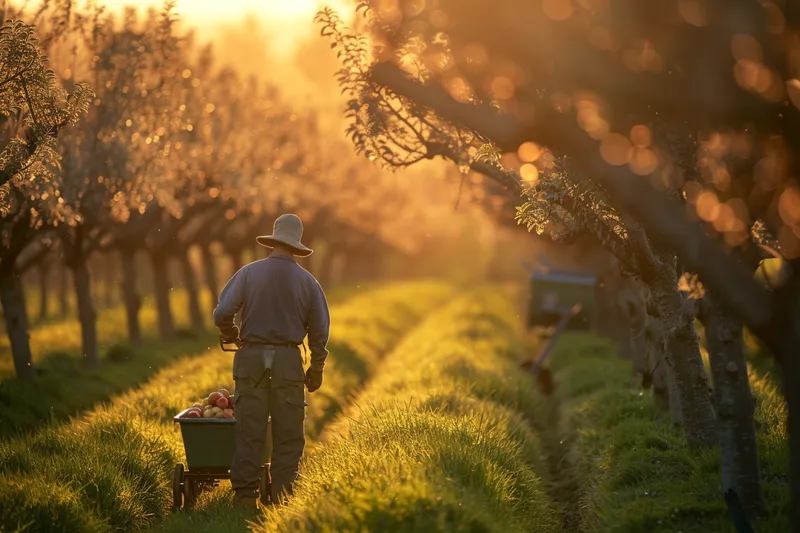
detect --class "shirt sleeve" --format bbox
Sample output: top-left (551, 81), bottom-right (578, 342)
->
top-left (213, 267), bottom-right (246, 339)
top-left (306, 278), bottom-right (331, 372)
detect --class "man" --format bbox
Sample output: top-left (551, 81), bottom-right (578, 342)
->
top-left (213, 213), bottom-right (330, 510)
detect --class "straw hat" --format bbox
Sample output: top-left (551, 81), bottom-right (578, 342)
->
top-left (256, 214), bottom-right (313, 257)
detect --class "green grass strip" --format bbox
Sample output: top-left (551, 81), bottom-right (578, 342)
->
top-left (547, 332), bottom-right (789, 533)
top-left (0, 282), bottom-right (452, 532)
top-left (253, 288), bottom-right (561, 533)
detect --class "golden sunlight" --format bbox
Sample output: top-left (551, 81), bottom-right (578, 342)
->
top-left (100, 0), bottom-right (348, 19)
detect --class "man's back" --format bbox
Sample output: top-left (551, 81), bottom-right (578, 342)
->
top-left (213, 253), bottom-right (330, 371)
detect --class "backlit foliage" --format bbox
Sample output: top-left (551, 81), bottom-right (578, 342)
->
top-left (0, 20), bottom-right (92, 216)
top-left (315, 8), bottom-right (495, 177)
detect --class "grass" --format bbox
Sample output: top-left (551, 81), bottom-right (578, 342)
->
top-left (0, 335), bottom-right (216, 438)
top-left (544, 332), bottom-right (790, 533)
top-left (0, 281), bottom-right (452, 533)
top-left (0, 284), bottom-right (364, 438)
top-left (247, 288), bottom-right (561, 533)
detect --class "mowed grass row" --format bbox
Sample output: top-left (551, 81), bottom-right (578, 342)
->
top-left (254, 288), bottom-right (561, 533)
top-left (0, 281), bottom-right (453, 533)
top-left (546, 333), bottom-right (789, 533)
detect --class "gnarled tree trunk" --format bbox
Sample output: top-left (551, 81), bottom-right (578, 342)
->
top-left (664, 306), bottom-right (716, 446)
top-left (37, 260), bottom-right (49, 322)
top-left (700, 295), bottom-right (765, 517)
top-left (120, 247), bottom-right (142, 345)
top-left (227, 246), bottom-right (245, 276)
top-left (201, 243), bottom-right (220, 307)
top-left (150, 250), bottom-right (175, 340)
top-left (70, 258), bottom-right (99, 370)
top-left (649, 275), bottom-right (716, 448)
top-left (102, 254), bottom-right (116, 309)
top-left (645, 314), bottom-right (671, 414)
top-left (180, 246), bottom-right (204, 331)
top-left (0, 268), bottom-right (36, 380)
top-left (57, 262), bottom-right (69, 317)
top-left (317, 248), bottom-right (336, 289)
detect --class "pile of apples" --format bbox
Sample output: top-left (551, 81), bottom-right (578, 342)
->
top-left (182, 389), bottom-right (235, 419)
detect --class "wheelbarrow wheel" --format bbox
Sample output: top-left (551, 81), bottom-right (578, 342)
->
top-left (172, 463), bottom-right (185, 510)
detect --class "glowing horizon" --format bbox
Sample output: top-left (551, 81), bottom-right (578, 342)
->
top-left (99, 0), bottom-right (350, 21)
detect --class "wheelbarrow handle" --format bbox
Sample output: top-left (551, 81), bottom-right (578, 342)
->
top-left (219, 336), bottom-right (241, 352)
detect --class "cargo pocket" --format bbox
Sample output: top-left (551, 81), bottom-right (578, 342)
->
top-left (284, 382), bottom-right (308, 410)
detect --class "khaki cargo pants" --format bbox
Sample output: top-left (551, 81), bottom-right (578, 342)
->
top-left (230, 344), bottom-right (307, 504)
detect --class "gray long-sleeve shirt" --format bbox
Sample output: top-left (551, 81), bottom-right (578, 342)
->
top-left (213, 254), bottom-right (330, 372)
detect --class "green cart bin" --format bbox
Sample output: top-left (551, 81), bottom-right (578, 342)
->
top-left (526, 271), bottom-right (597, 331)
top-left (172, 408), bottom-right (271, 509)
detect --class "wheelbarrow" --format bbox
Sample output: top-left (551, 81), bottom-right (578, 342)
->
top-left (171, 336), bottom-right (273, 510)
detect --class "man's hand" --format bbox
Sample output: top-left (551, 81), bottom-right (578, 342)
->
top-left (305, 368), bottom-right (323, 393)
top-left (221, 326), bottom-right (242, 348)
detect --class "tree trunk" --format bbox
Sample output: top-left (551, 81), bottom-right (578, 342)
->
top-left (57, 263), bottom-right (69, 317)
top-left (120, 247), bottom-right (142, 345)
top-left (201, 243), bottom-right (220, 307)
top-left (102, 254), bottom-right (116, 309)
top-left (71, 258), bottom-right (99, 370)
top-left (150, 250), bottom-right (175, 340)
top-left (318, 248), bottom-right (336, 289)
top-left (0, 269), bottom-right (36, 380)
top-left (700, 296), bottom-right (765, 517)
top-left (646, 315), bottom-right (671, 413)
top-left (664, 317), bottom-right (717, 447)
top-left (648, 271), bottom-right (716, 448)
top-left (614, 299), bottom-right (634, 361)
top-left (180, 247), bottom-right (204, 331)
top-left (666, 360), bottom-right (684, 425)
top-left (227, 247), bottom-right (245, 275)
top-left (37, 261), bottom-right (49, 321)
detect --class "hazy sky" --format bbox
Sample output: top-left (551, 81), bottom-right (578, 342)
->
top-left (100, 0), bottom-right (348, 20)
top-left (80, 0), bottom-right (353, 56)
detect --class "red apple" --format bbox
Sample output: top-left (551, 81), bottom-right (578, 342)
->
top-left (215, 396), bottom-right (229, 409)
top-left (222, 411), bottom-right (234, 419)
top-left (185, 410), bottom-right (201, 418)
top-left (208, 391), bottom-right (222, 405)
top-left (218, 388), bottom-right (231, 399)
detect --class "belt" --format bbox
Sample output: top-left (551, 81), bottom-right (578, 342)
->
top-left (242, 341), bottom-right (300, 348)
top-left (242, 341), bottom-right (308, 367)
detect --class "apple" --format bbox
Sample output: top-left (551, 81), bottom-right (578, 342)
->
top-left (215, 397), bottom-right (229, 409)
top-left (185, 410), bottom-right (201, 418)
top-left (203, 397), bottom-right (211, 407)
top-left (189, 407), bottom-right (203, 417)
top-left (208, 392), bottom-right (222, 404)
top-left (192, 403), bottom-right (203, 409)
top-left (223, 408), bottom-right (233, 416)
top-left (218, 388), bottom-right (231, 399)
top-left (211, 406), bottom-right (222, 415)
top-left (222, 411), bottom-right (234, 419)
top-left (203, 409), bottom-right (214, 418)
